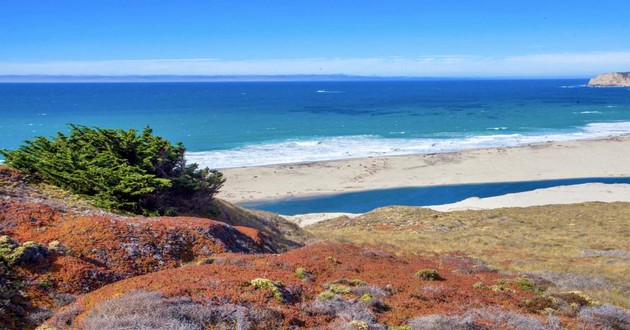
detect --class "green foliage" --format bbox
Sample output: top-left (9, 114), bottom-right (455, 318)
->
top-left (349, 279), bottom-right (366, 286)
top-left (331, 278), bottom-right (366, 286)
top-left (489, 284), bottom-right (514, 293)
top-left (0, 235), bottom-right (47, 266)
top-left (414, 269), bottom-right (444, 281)
top-left (1, 125), bottom-right (224, 215)
top-left (295, 267), bottom-right (313, 280)
top-left (496, 276), bottom-right (546, 294)
top-left (0, 235), bottom-right (17, 266)
top-left (0, 236), bottom-right (36, 329)
top-left (39, 279), bottom-right (53, 289)
top-left (317, 290), bottom-right (336, 301)
top-left (250, 278), bottom-right (285, 301)
top-left (328, 284), bottom-right (351, 294)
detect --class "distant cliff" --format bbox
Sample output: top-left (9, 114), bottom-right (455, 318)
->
top-left (588, 72), bottom-right (630, 87)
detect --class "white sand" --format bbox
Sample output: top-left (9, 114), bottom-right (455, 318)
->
top-left (284, 212), bottom-right (361, 227)
top-left (218, 137), bottom-right (630, 204)
top-left (286, 183), bottom-right (630, 227)
top-left (426, 183), bottom-right (630, 212)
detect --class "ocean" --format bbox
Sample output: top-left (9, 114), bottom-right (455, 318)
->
top-left (2, 79), bottom-right (630, 170)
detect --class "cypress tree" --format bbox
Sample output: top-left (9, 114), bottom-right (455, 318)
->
top-left (1, 125), bottom-right (224, 215)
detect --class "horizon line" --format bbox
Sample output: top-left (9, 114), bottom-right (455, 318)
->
top-left (0, 74), bottom-right (592, 83)
top-left (0, 53), bottom-right (627, 79)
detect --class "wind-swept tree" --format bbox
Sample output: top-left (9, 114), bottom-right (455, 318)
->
top-left (1, 125), bottom-right (224, 215)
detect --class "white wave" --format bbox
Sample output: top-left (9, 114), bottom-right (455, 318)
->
top-left (186, 121), bottom-right (630, 169)
top-left (486, 127), bottom-right (508, 130)
top-left (316, 90), bottom-right (344, 93)
top-left (580, 111), bottom-right (602, 114)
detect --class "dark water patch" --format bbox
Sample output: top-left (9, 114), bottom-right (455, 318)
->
top-left (239, 177), bottom-right (630, 215)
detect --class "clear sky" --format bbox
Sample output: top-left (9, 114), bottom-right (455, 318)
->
top-left (1, 0), bottom-right (629, 78)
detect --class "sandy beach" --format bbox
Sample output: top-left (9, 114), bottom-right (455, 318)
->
top-left (426, 182), bottom-right (630, 211)
top-left (218, 136), bottom-right (630, 205)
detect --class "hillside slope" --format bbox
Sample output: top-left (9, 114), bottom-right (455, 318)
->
top-left (3, 166), bottom-right (629, 329)
top-left (43, 242), bottom-right (618, 330)
top-left (0, 166), bottom-right (311, 329)
top-left (308, 204), bottom-right (630, 309)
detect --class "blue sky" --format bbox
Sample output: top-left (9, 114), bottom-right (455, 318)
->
top-left (1, 0), bottom-right (629, 77)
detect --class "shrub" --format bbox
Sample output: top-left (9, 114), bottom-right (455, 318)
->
top-left (332, 278), bottom-right (367, 287)
top-left (47, 240), bottom-right (68, 255)
top-left (295, 267), bottom-right (314, 281)
top-left (329, 284), bottom-right (352, 295)
top-left (196, 257), bottom-right (215, 265)
top-left (489, 285), bottom-right (514, 293)
top-left (407, 308), bottom-right (562, 330)
top-left (1, 125), bottom-right (224, 215)
top-left (563, 291), bottom-right (599, 306)
top-left (0, 235), bottom-right (48, 266)
top-left (578, 304), bottom-right (630, 329)
top-left (250, 278), bottom-right (285, 302)
top-left (415, 269), bottom-right (444, 281)
top-left (318, 290), bottom-right (336, 301)
top-left (310, 296), bottom-right (384, 329)
top-left (349, 320), bottom-right (369, 329)
top-left (350, 285), bottom-right (387, 299)
top-left (496, 276), bottom-right (546, 294)
top-left (406, 314), bottom-right (477, 330)
top-left (326, 256), bottom-right (340, 264)
top-left (0, 263), bottom-right (29, 329)
top-left (518, 296), bottom-right (558, 314)
top-left (350, 279), bottom-right (367, 286)
top-left (39, 279), bottom-right (53, 289)
top-left (80, 291), bottom-right (248, 330)
top-left (0, 235), bottom-right (18, 264)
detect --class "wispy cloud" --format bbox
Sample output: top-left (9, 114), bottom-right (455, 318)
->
top-left (1, 52), bottom-right (629, 77)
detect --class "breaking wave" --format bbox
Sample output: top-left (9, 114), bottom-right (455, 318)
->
top-left (186, 121), bottom-right (630, 169)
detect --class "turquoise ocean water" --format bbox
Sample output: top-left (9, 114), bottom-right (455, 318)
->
top-left (2, 79), bottom-right (630, 169)
top-left (2, 80), bottom-right (630, 214)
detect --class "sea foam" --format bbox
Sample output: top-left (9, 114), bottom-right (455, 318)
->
top-left (185, 121), bottom-right (630, 169)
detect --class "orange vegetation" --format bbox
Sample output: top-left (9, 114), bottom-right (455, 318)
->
top-left (46, 242), bottom-right (570, 329)
top-left (2, 166), bottom-right (626, 329)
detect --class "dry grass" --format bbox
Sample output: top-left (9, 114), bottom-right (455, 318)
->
top-left (307, 202), bottom-right (630, 308)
